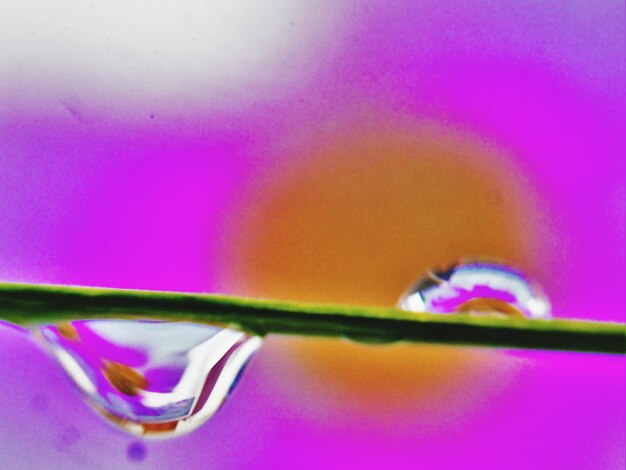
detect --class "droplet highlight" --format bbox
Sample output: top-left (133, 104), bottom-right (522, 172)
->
top-left (399, 260), bottom-right (550, 318)
top-left (37, 320), bottom-right (262, 437)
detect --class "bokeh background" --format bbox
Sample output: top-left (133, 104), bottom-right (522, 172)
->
top-left (1, 1), bottom-right (624, 469)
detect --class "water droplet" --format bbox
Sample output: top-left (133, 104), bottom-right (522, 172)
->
top-left (55, 426), bottom-right (81, 452)
top-left (37, 320), bottom-right (262, 437)
top-left (127, 440), bottom-right (147, 462)
top-left (30, 392), bottom-right (49, 412)
top-left (399, 260), bottom-right (550, 318)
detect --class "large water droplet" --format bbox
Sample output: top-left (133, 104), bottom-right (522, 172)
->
top-left (399, 260), bottom-right (550, 318)
top-left (37, 320), bottom-right (262, 437)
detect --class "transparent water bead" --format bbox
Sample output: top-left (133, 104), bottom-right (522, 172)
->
top-left (37, 320), bottom-right (262, 437)
top-left (399, 260), bottom-right (550, 318)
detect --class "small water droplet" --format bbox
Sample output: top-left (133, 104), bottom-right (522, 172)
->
top-left (37, 320), bottom-right (262, 437)
top-left (31, 392), bottom-right (49, 412)
top-left (55, 426), bottom-right (81, 452)
top-left (127, 440), bottom-right (147, 462)
top-left (399, 260), bottom-right (550, 318)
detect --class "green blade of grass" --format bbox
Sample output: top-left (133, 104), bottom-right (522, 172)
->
top-left (0, 282), bottom-right (624, 354)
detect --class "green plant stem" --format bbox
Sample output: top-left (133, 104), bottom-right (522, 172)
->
top-left (0, 282), bottom-right (624, 354)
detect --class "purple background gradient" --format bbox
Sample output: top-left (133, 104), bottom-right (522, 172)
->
top-left (1, 1), bottom-right (624, 469)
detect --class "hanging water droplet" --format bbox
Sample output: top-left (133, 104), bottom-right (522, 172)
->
top-left (399, 260), bottom-right (550, 318)
top-left (36, 320), bottom-right (262, 437)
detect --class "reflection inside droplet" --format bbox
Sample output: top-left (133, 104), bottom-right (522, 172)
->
top-left (399, 260), bottom-right (550, 318)
top-left (37, 320), bottom-right (262, 437)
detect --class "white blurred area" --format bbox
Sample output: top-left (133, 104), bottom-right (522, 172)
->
top-left (0, 0), bottom-right (342, 118)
